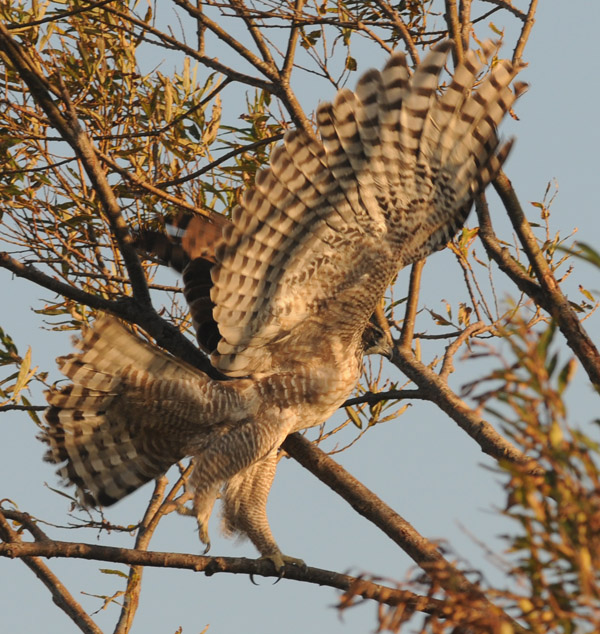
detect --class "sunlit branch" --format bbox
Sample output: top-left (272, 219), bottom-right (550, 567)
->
top-left (0, 530), bottom-right (444, 616)
top-left (389, 343), bottom-right (543, 470)
top-left (282, 434), bottom-right (528, 633)
top-left (513, 0), bottom-right (538, 63)
top-left (445, 0), bottom-right (464, 64)
top-left (399, 260), bottom-right (424, 350)
top-left (0, 22), bottom-right (152, 307)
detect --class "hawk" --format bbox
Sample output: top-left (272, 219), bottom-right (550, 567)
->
top-left (42, 41), bottom-right (525, 570)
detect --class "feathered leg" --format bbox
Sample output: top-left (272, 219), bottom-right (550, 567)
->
top-left (220, 449), bottom-right (305, 571)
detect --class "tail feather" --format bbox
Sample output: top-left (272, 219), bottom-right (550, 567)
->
top-left (42, 316), bottom-right (218, 506)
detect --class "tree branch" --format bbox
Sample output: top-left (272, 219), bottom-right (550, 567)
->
top-left (0, 21), bottom-right (152, 307)
top-left (389, 344), bottom-right (542, 470)
top-left (493, 172), bottom-right (600, 389)
top-left (399, 260), bottom-right (424, 350)
top-left (0, 252), bottom-right (118, 312)
top-left (375, 1), bottom-right (419, 65)
top-left (513, 0), bottom-right (538, 63)
top-left (0, 512), bottom-right (103, 634)
top-left (0, 533), bottom-right (442, 615)
top-left (282, 434), bottom-right (528, 633)
top-left (445, 0), bottom-right (464, 64)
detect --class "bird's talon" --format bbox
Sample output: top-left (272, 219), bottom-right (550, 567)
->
top-left (259, 553), bottom-right (307, 578)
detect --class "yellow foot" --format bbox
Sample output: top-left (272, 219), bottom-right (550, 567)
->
top-left (261, 553), bottom-right (307, 576)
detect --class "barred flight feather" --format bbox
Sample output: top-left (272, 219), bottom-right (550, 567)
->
top-left (43, 41), bottom-right (525, 568)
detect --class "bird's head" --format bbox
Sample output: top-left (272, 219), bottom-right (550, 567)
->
top-left (361, 320), bottom-right (394, 359)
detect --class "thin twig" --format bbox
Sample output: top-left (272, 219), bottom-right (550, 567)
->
top-left (399, 260), bottom-right (424, 350)
top-left (479, 0), bottom-right (526, 20)
top-left (513, 0), bottom-right (538, 63)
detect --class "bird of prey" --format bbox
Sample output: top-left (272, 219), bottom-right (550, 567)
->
top-left (42, 40), bottom-right (525, 570)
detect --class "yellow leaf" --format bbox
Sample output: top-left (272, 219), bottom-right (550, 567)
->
top-left (345, 406), bottom-right (362, 429)
top-left (14, 347), bottom-right (32, 397)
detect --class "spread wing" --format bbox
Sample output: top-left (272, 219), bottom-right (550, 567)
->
top-left (210, 41), bottom-right (525, 376)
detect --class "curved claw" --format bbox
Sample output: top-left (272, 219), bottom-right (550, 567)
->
top-left (196, 522), bottom-right (211, 554)
top-left (260, 553), bottom-right (307, 580)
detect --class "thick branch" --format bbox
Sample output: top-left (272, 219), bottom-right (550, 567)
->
top-left (282, 434), bottom-right (527, 633)
top-left (0, 252), bottom-right (220, 378)
top-left (0, 537), bottom-right (440, 614)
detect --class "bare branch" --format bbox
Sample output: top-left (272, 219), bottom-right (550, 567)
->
top-left (399, 260), bottom-right (424, 350)
top-left (459, 0), bottom-right (473, 50)
top-left (513, 0), bottom-right (538, 63)
top-left (479, 0), bottom-right (527, 20)
top-left (375, 1), bottom-right (419, 65)
top-left (389, 344), bottom-right (543, 470)
top-left (493, 172), bottom-right (600, 389)
top-left (0, 512), bottom-right (103, 634)
top-left (445, 0), bottom-right (464, 63)
top-left (281, 0), bottom-right (306, 81)
top-left (282, 434), bottom-right (528, 633)
top-left (343, 388), bottom-right (426, 407)
top-left (0, 251), bottom-right (119, 312)
top-left (112, 479), bottom-right (168, 634)
top-left (0, 534), bottom-right (443, 615)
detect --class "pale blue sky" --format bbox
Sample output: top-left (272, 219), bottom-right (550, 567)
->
top-left (2, 3), bottom-right (599, 633)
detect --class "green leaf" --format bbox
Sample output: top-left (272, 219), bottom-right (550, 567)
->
top-left (99, 568), bottom-right (129, 579)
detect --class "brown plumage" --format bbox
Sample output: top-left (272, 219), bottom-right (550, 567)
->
top-left (42, 41), bottom-right (525, 569)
